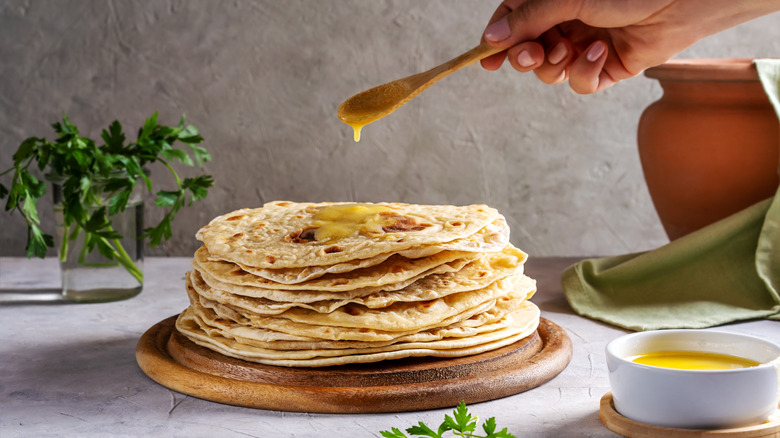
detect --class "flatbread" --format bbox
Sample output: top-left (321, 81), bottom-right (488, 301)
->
top-left (209, 275), bottom-right (520, 331)
top-left (175, 301), bottom-right (540, 367)
top-left (189, 269), bottom-right (528, 316)
top-left (196, 201), bottom-right (506, 269)
top-left (193, 245), bottom-right (481, 292)
top-left (184, 273), bottom-right (536, 342)
top-left (184, 289), bottom-right (530, 349)
top-left (177, 201), bottom-right (539, 368)
top-left (192, 244), bottom-right (527, 305)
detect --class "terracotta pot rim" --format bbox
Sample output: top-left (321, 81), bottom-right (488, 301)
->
top-left (643, 58), bottom-right (775, 82)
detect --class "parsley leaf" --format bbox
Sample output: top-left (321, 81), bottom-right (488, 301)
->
top-left (380, 428), bottom-right (411, 438)
top-left (406, 422), bottom-right (442, 438)
top-left (379, 402), bottom-right (517, 438)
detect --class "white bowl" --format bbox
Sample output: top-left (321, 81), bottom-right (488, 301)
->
top-left (606, 330), bottom-right (780, 429)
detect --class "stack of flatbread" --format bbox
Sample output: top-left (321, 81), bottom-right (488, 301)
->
top-left (176, 201), bottom-right (540, 367)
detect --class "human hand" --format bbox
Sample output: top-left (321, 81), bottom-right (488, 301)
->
top-left (481, 0), bottom-right (780, 94)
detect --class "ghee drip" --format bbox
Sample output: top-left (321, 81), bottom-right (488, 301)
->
top-left (630, 351), bottom-right (761, 370)
top-left (352, 124), bottom-right (363, 142)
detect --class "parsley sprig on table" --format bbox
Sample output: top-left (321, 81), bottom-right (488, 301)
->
top-left (0, 112), bottom-right (213, 283)
top-left (381, 402), bottom-right (516, 438)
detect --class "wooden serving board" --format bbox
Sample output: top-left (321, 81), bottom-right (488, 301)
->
top-left (600, 393), bottom-right (780, 437)
top-left (136, 315), bottom-right (572, 413)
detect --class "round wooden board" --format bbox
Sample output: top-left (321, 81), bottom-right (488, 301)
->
top-left (600, 393), bottom-right (780, 437)
top-left (136, 315), bottom-right (572, 413)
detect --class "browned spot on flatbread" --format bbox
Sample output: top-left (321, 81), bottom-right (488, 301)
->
top-left (230, 269), bottom-right (251, 276)
top-left (417, 301), bottom-right (435, 310)
top-left (233, 233), bottom-right (245, 238)
top-left (324, 245), bottom-right (343, 254)
top-left (286, 227), bottom-right (317, 243)
top-left (265, 255), bottom-right (276, 264)
top-left (226, 214), bottom-right (246, 221)
top-left (380, 213), bottom-right (431, 233)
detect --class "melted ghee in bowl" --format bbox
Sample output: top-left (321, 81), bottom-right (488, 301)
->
top-left (630, 351), bottom-right (761, 370)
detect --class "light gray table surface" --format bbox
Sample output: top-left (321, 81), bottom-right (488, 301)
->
top-left (2, 256), bottom-right (779, 438)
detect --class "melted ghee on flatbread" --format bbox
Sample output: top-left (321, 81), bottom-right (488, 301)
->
top-left (313, 204), bottom-right (395, 242)
top-left (312, 203), bottom-right (433, 242)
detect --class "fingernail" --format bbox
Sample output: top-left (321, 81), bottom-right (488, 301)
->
top-left (516, 49), bottom-right (535, 68)
top-left (586, 41), bottom-right (606, 62)
top-left (484, 17), bottom-right (511, 42)
top-left (548, 42), bottom-right (567, 65)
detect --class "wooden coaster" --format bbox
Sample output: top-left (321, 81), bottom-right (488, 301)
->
top-left (600, 392), bottom-right (780, 437)
top-left (136, 315), bottom-right (572, 413)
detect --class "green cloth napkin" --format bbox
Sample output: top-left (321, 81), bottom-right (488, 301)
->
top-left (561, 59), bottom-right (780, 331)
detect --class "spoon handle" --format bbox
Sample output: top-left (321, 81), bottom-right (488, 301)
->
top-left (408, 43), bottom-right (504, 89)
top-left (444, 43), bottom-right (504, 71)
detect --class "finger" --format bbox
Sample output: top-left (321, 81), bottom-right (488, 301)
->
top-left (480, 51), bottom-right (507, 71)
top-left (568, 41), bottom-right (614, 94)
top-left (480, 0), bottom-right (527, 70)
top-left (484, 0), bottom-right (518, 29)
top-left (483, 0), bottom-right (576, 47)
top-left (505, 41), bottom-right (545, 72)
top-left (536, 24), bottom-right (564, 54)
top-left (533, 36), bottom-right (575, 84)
top-left (536, 41), bottom-right (574, 84)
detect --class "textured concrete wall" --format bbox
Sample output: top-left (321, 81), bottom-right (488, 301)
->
top-left (1, 0), bottom-right (778, 259)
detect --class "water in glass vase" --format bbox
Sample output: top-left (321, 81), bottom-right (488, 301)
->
top-left (54, 198), bottom-right (145, 303)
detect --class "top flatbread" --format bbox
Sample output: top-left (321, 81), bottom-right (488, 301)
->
top-left (195, 201), bottom-right (505, 269)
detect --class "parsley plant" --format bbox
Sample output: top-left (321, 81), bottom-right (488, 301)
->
top-left (380, 402), bottom-right (516, 438)
top-left (0, 112), bottom-right (213, 283)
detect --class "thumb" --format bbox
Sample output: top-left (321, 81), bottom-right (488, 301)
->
top-left (483, 0), bottom-right (577, 47)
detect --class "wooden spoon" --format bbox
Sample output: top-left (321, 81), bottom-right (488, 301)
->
top-left (337, 42), bottom-right (503, 142)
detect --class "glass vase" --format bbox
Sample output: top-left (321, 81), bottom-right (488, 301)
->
top-left (52, 178), bottom-right (145, 303)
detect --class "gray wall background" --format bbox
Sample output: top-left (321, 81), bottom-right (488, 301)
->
top-left (1, 0), bottom-right (778, 259)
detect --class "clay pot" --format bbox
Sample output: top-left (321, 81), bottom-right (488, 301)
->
top-left (638, 58), bottom-right (779, 240)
